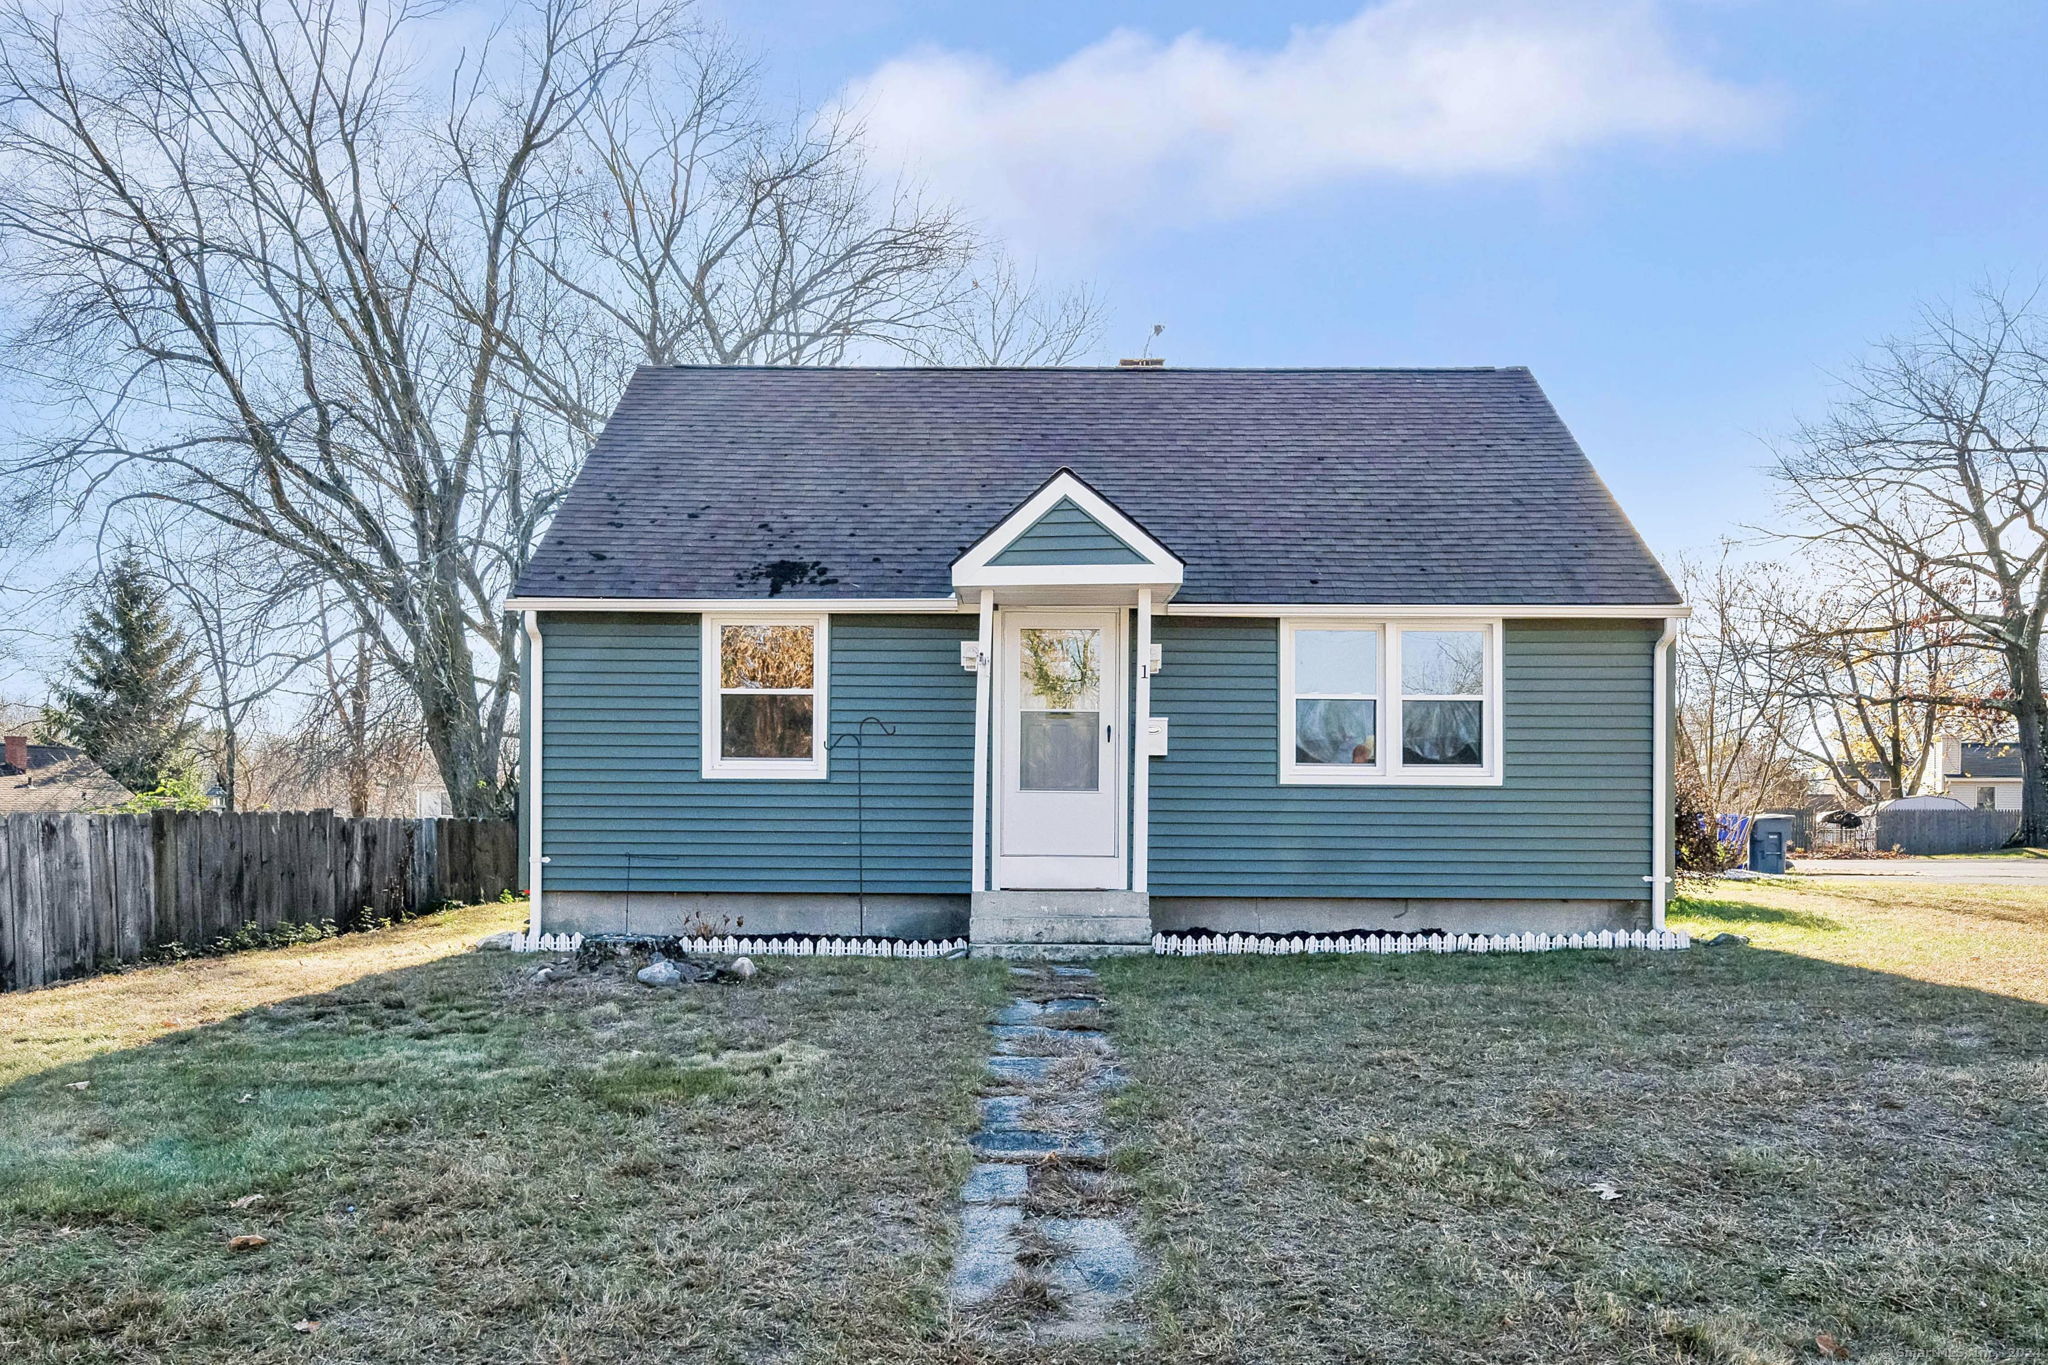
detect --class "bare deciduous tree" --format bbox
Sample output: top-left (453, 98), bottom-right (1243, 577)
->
top-left (131, 519), bottom-right (322, 812)
top-left (1674, 551), bottom-right (1809, 820)
top-left (1758, 563), bottom-right (2000, 807)
top-left (0, 0), bottom-right (1098, 816)
top-left (1773, 287), bottom-right (2048, 844)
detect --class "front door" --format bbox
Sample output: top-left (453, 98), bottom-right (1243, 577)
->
top-left (996, 609), bottom-right (1126, 889)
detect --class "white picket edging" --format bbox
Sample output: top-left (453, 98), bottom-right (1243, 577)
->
top-left (1150, 928), bottom-right (1690, 957)
top-left (513, 928), bottom-right (1687, 958)
top-left (513, 931), bottom-right (969, 959)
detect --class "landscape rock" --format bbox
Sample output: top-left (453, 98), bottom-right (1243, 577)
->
top-left (728, 956), bottom-right (758, 980)
top-left (636, 957), bottom-right (684, 987)
top-left (1699, 932), bottom-right (1751, 948)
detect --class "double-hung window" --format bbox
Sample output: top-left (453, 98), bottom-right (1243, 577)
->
top-left (1279, 620), bottom-right (1500, 785)
top-left (701, 616), bottom-right (828, 779)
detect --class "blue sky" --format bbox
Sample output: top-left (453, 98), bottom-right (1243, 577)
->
top-left (4, 0), bottom-right (2042, 698)
top-left (705, 0), bottom-right (2048, 562)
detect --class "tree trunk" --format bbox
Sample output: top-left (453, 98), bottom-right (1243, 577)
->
top-left (2011, 646), bottom-right (2048, 847)
top-left (406, 589), bottom-right (504, 819)
top-left (346, 640), bottom-right (372, 819)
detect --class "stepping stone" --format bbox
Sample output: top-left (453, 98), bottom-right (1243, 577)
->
top-left (978, 1095), bottom-right (1033, 1128)
top-left (970, 1128), bottom-right (1108, 1161)
top-left (986, 1055), bottom-right (1057, 1084)
top-left (995, 997), bottom-right (1101, 1026)
top-left (1049, 965), bottom-right (1099, 980)
top-left (1040, 1217), bottom-right (1140, 1298)
top-left (951, 1204), bottom-right (1023, 1305)
top-left (1008, 967), bottom-right (1042, 979)
top-left (992, 1024), bottom-right (1106, 1051)
top-left (960, 1162), bottom-right (1029, 1205)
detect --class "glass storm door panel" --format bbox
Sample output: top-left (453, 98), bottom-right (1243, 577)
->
top-left (997, 610), bottom-right (1124, 886)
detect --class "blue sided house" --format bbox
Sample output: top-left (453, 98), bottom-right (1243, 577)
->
top-left (508, 365), bottom-right (1688, 953)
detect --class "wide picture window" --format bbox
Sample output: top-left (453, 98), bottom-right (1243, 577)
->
top-left (1281, 621), bottom-right (1498, 785)
top-left (703, 617), bottom-right (827, 777)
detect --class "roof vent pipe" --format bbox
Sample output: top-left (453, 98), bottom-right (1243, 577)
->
top-left (1117, 357), bottom-right (1163, 368)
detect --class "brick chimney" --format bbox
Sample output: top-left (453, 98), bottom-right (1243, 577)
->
top-left (3, 735), bottom-right (27, 774)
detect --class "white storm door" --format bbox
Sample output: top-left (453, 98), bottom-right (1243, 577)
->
top-left (996, 610), bottom-right (1126, 889)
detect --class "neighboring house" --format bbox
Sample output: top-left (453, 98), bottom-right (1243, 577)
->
top-left (1933, 739), bottom-right (2023, 811)
top-left (1806, 761), bottom-right (1898, 810)
top-left (0, 734), bottom-right (133, 813)
top-left (508, 366), bottom-right (1687, 953)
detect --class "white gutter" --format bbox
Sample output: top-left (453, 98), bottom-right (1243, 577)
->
top-left (1166, 602), bottom-right (1691, 620)
top-left (969, 590), bottom-right (994, 895)
top-left (504, 596), bottom-right (962, 614)
top-left (1133, 588), bottom-right (1153, 893)
top-left (505, 596), bottom-right (1690, 621)
top-left (523, 610), bottom-right (546, 948)
top-left (1649, 616), bottom-right (1679, 930)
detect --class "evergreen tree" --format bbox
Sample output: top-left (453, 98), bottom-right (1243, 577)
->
top-left (50, 557), bottom-right (200, 793)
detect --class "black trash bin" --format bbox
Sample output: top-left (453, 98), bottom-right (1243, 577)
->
top-left (1749, 814), bottom-right (1794, 874)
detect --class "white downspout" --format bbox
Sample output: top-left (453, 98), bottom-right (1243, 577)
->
top-left (1650, 616), bottom-right (1679, 931)
top-left (1133, 588), bottom-right (1152, 893)
top-left (523, 610), bottom-right (546, 948)
top-left (970, 590), bottom-right (995, 895)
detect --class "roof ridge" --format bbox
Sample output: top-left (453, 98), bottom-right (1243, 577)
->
top-left (639, 364), bottom-right (1528, 374)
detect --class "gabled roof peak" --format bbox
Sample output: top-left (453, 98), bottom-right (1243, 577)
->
top-left (954, 468), bottom-right (1183, 595)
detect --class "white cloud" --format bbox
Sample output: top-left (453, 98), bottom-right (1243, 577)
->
top-left (840, 1), bottom-right (1774, 250)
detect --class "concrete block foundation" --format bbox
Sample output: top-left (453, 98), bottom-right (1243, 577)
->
top-left (541, 889), bottom-right (1649, 947)
top-left (541, 891), bottom-right (968, 940)
top-left (1150, 896), bottom-right (1650, 937)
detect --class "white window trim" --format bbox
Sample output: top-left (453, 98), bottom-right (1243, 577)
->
top-left (1278, 618), bottom-right (1503, 787)
top-left (701, 614), bottom-right (829, 780)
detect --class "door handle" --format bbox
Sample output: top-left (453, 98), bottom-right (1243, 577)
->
top-left (1104, 723), bottom-right (1113, 742)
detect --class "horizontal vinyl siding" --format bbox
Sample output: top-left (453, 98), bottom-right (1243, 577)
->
top-left (991, 499), bottom-right (1147, 565)
top-left (540, 613), bottom-right (975, 894)
top-left (1149, 618), bottom-right (1656, 899)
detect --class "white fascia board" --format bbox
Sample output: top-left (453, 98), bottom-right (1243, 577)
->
top-left (505, 596), bottom-right (964, 614)
top-left (1166, 601), bottom-right (1690, 620)
top-left (951, 469), bottom-right (1182, 580)
top-left (953, 563), bottom-right (1185, 589)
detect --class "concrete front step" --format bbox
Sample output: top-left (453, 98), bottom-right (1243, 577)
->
top-left (970, 890), bottom-right (1152, 949)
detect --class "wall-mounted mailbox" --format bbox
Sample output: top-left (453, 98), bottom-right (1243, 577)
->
top-left (959, 642), bottom-right (982, 673)
top-left (1144, 716), bottom-right (1169, 756)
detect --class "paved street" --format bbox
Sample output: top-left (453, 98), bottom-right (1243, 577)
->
top-left (1792, 857), bottom-right (2048, 884)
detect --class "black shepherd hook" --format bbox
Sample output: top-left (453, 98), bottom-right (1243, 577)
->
top-left (826, 715), bottom-right (897, 932)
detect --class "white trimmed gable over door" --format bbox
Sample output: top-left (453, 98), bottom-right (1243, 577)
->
top-left (953, 468), bottom-right (1184, 602)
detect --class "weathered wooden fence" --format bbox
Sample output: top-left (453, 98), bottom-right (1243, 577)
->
top-left (0, 812), bottom-right (518, 991)
top-left (1870, 807), bottom-right (2022, 856)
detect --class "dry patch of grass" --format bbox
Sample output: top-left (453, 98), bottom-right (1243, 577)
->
top-left (1102, 882), bottom-right (2048, 1364)
top-left (0, 916), bottom-right (1017, 1365)
top-left (1686, 875), bottom-right (2048, 1003)
top-left (0, 901), bottom-right (528, 1089)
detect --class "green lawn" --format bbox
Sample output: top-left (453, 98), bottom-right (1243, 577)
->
top-left (1099, 878), bottom-right (2048, 1364)
top-left (3, 883), bottom-right (2045, 1364)
top-left (0, 903), bottom-right (1008, 1364)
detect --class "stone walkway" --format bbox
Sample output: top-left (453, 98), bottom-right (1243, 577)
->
top-left (950, 963), bottom-right (1143, 1342)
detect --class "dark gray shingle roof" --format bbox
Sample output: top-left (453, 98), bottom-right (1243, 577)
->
top-left (1954, 743), bottom-right (2022, 778)
top-left (515, 367), bottom-right (1679, 606)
